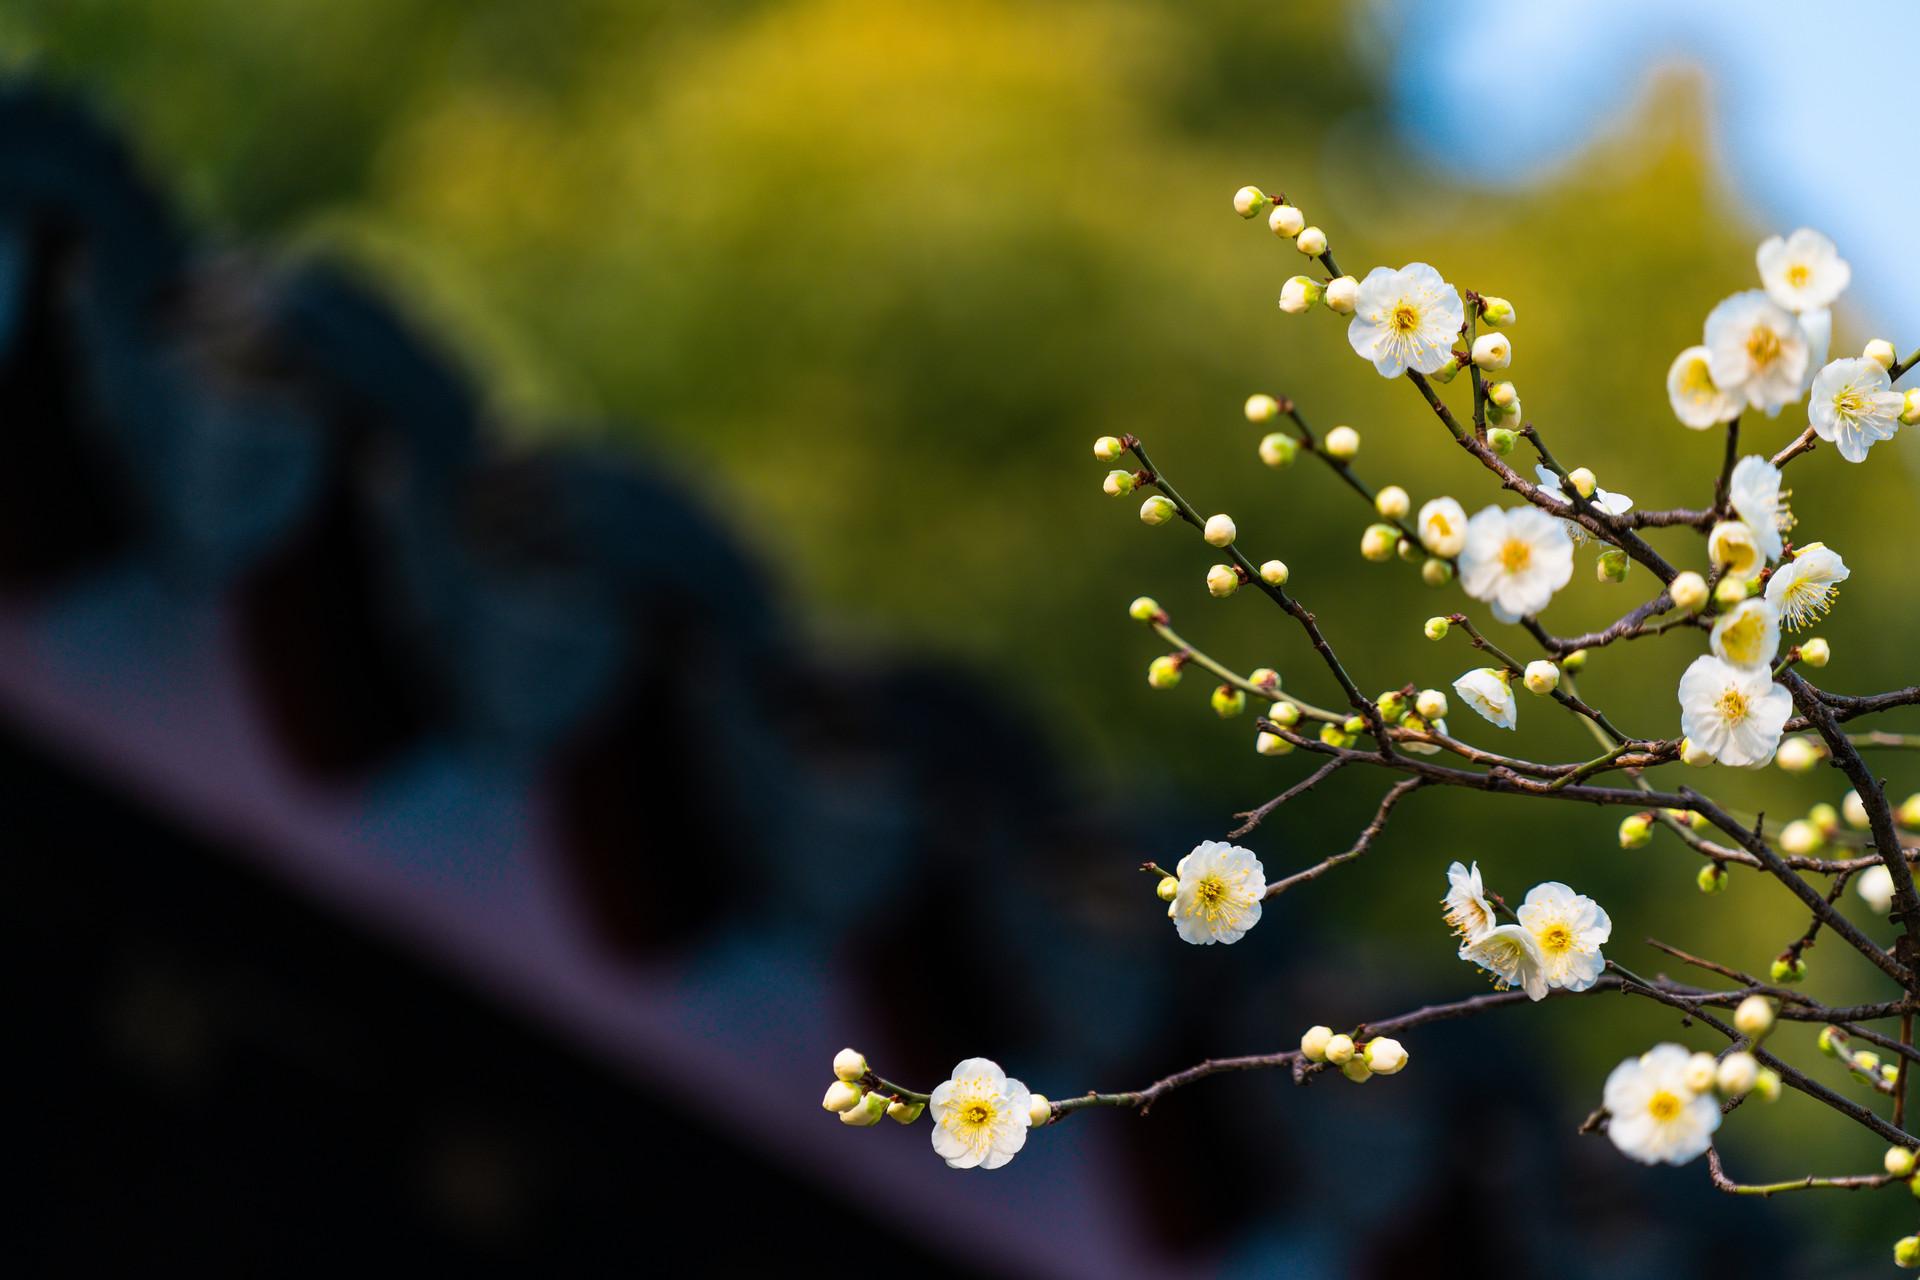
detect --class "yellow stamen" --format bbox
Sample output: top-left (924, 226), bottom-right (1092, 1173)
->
top-left (1786, 263), bottom-right (1810, 288)
top-left (1539, 924), bottom-right (1573, 955)
top-left (1648, 1090), bottom-right (1683, 1122)
top-left (1716, 687), bottom-right (1749, 724)
top-left (1746, 325), bottom-right (1780, 368)
top-left (1500, 538), bottom-right (1533, 572)
top-left (1391, 303), bottom-right (1421, 334)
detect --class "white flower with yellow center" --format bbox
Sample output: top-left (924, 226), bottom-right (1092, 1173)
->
top-left (1168, 840), bottom-right (1265, 945)
top-left (1727, 456), bottom-right (1790, 564)
top-left (1516, 881), bottom-right (1611, 992)
top-left (1346, 263), bottom-right (1465, 378)
top-left (1704, 290), bottom-right (1810, 415)
top-left (1454, 667), bottom-right (1517, 730)
top-left (1678, 655), bottom-right (1792, 768)
top-left (1458, 505), bottom-right (1574, 622)
top-left (1707, 520), bottom-right (1761, 580)
top-left (1442, 861), bottom-right (1497, 942)
top-left (1666, 345), bottom-right (1741, 429)
top-left (1418, 496), bottom-right (1468, 558)
top-left (1764, 544), bottom-right (1849, 631)
top-left (1709, 598), bottom-right (1780, 671)
top-left (1757, 228), bottom-right (1850, 313)
top-left (1809, 357), bottom-right (1904, 463)
top-left (1460, 923), bottom-right (1548, 1001)
top-left (1602, 1043), bottom-right (1721, 1166)
top-left (929, 1058), bottom-right (1032, 1170)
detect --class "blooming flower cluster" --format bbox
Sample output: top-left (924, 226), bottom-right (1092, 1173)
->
top-left (1445, 864), bottom-right (1610, 1000)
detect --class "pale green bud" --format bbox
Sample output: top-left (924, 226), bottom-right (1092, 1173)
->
top-left (841, 1089), bottom-right (889, 1126)
top-left (1669, 571), bottom-right (1709, 613)
top-left (1713, 575), bottom-right (1751, 607)
top-left (1323, 425), bottom-right (1360, 459)
top-left (1294, 225), bottom-right (1328, 257)
top-left (1809, 803), bottom-right (1840, 836)
top-left (1300, 1026), bottom-right (1333, 1061)
top-left (1156, 875), bottom-right (1179, 901)
top-left (1340, 1056), bottom-right (1373, 1083)
top-left (1212, 685), bottom-right (1247, 718)
top-left (1279, 275), bottom-right (1325, 314)
top-left (1258, 432), bottom-right (1299, 469)
top-left (1232, 185), bottom-right (1270, 218)
top-left (1565, 467), bottom-right (1597, 499)
top-left (1865, 338), bottom-right (1898, 370)
top-left (1128, 596), bottom-right (1161, 622)
top-left (1415, 689), bottom-right (1448, 720)
top-left (1618, 813), bottom-right (1652, 848)
top-left (1886, 1147), bottom-right (1917, 1177)
top-left (1322, 1033), bottom-right (1355, 1065)
top-left (1817, 1026), bottom-right (1842, 1056)
top-left (1342, 714), bottom-right (1366, 735)
top-left (1470, 332), bottom-right (1511, 371)
top-left (1254, 731), bottom-right (1293, 756)
top-left (1523, 660), bottom-right (1560, 696)
top-left (1318, 722), bottom-right (1354, 749)
top-left (1103, 469), bottom-right (1136, 497)
top-left (1261, 559), bottom-right (1290, 586)
top-left (1697, 864), bottom-right (1727, 894)
top-left (1267, 699), bottom-right (1300, 727)
top-left (823, 1080), bottom-right (865, 1113)
top-left (1093, 435), bottom-right (1125, 461)
top-left (1422, 557), bottom-right (1454, 586)
top-left (1596, 549), bottom-right (1629, 583)
top-left (1562, 648), bottom-right (1587, 672)
top-left (1138, 495), bottom-right (1177, 527)
top-left (1682, 737), bottom-right (1715, 768)
top-left (1207, 563), bottom-right (1241, 598)
top-left (887, 1099), bottom-right (925, 1124)
top-left (1487, 427), bottom-right (1517, 455)
top-left (1734, 995), bottom-right (1774, 1038)
top-left (1027, 1095), bottom-right (1052, 1127)
top-left (1376, 690), bottom-right (1408, 722)
top-left (1424, 616), bottom-right (1450, 640)
top-left (1770, 955), bottom-right (1807, 985)
top-left (1753, 1068), bottom-right (1781, 1102)
top-left (1203, 513), bottom-right (1237, 547)
top-left (1778, 819), bottom-right (1822, 856)
top-left (1486, 393), bottom-right (1521, 423)
top-left (834, 1048), bottom-right (869, 1082)
top-left (1716, 1051), bottom-right (1759, 1096)
top-left (1244, 393), bottom-right (1280, 423)
top-left (1248, 667), bottom-right (1283, 693)
top-left (1428, 354), bottom-right (1465, 384)
top-left (1267, 203), bottom-right (1304, 237)
top-left (1479, 296), bottom-right (1516, 327)
top-left (1147, 655), bottom-right (1183, 689)
top-left (1904, 389), bottom-right (1920, 427)
top-left (1375, 485), bottom-right (1410, 519)
top-left (1799, 637), bottom-right (1830, 668)
top-left (1487, 380), bottom-right (1517, 409)
top-left (1902, 794), bottom-right (1920, 829)
top-left (1323, 275), bottom-right (1358, 314)
top-left (1897, 1236), bottom-right (1920, 1269)
top-left (1360, 523), bottom-right (1400, 562)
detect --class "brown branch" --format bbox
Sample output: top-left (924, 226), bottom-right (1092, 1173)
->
top-left (1263, 778), bottom-right (1425, 897)
top-left (1706, 1146), bottom-right (1898, 1197)
top-left (1229, 759), bottom-right (1345, 838)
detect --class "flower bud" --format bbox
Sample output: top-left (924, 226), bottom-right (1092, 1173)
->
top-left (1129, 596), bottom-right (1162, 623)
top-left (1267, 699), bottom-right (1300, 727)
top-left (1138, 494), bottom-right (1177, 527)
top-left (1323, 1033), bottom-right (1355, 1065)
top-left (1324, 275), bottom-right (1358, 314)
top-left (1596, 549), bottom-right (1628, 583)
top-left (1716, 1051), bottom-right (1759, 1096)
top-left (1558, 467), bottom-right (1594, 500)
top-left (1323, 425), bottom-right (1360, 459)
top-left (1713, 575), bottom-right (1750, 607)
top-left (1249, 667), bottom-right (1282, 692)
top-left (887, 1099), bottom-right (925, 1124)
top-left (1258, 432), bottom-right (1299, 469)
top-left (1810, 802), bottom-right (1840, 836)
top-left (1294, 225), bottom-right (1328, 256)
top-left (1709, 520), bottom-right (1761, 578)
top-left (1769, 955), bottom-right (1807, 984)
top-left (1244, 393), bottom-right (1280, 423)
top-left (1522, 660), bottom-right (1560, 696)
top-left (1904, 389), bottom-right (1920, 427)
top-left (1734, 995), bottom-right (1775, 1038)
top-left (1300, 1025), bottom-right (1334, 1062)
top-left (1374, 485), bottom-right (1410, 519)
top-left (823, 1080), bottom-right (865, 1113)
top-left (1093, 435), bottom-right (1124, 461)
top-left (1279, 275), bottom-right (1325, 314)
top-left (840, 1089), bottom-right (889, 1126)
top-left (1479, 296), bottom-right (1516, 327)
top-left (1207, 564), bottom-right (1241, 598)
top-left (1844, 789), bottom-right (1870, 829)
top-left (1903, 794), bottom-right (1920, 829)
top-left (1268, 203), bottom-right (1304, 237)
top-left (1861, 864), bottom-right (1898, 915)
top-left (1103, 469), bottom-right (1136, 497)
top-left (1028, 1094), bottom-right (1052, 1127)
top-left (1563, 650), bottom-right (1588, 674)
top-left (1470, 332), bottom-right (1511, 370)
top-left (1428, 354), bottom-right (1465, 384)
top-left (1233, 185), bottom-right (1269, 218)
top-left (1865, 338), bottom-right (1898, 370)
top-left (1147, 655), bottom-right (1183, 689)
top-left (1203, 513), bottom-right (1237, 547)
top-left (1799, 637), bottom-right (1830, 668)
top-left (1752, 1068), bottom-right (1781, 1101)
top-left (1683, 1051), bottom-right (1719, 1093)
top-left (1424, 616), bottom-right (1450, 640)
top-left (1778, 819), bottom-right (1823, 856)
top-left (1487, 380), bottom-right (1517, 409)
top-left (1376, 690), bottom-right (1408, 722)
top-left (1411, 690), bottom-right (1447, 722)
top-left (1255, 731), bottom-right (1293, 756)
top-left (1261, 559), bottom-right (1290, 586)
top-left (1487, 427), bottom-right (1517, 455)
top-left (1851, 1050), bottom-right (1882, 1077)
top-left (1360, 523), bottom-right (1400, 562)
top-left (1342, 714), bottom-right (1366, 735)
top-left (1897, 1236), bottom-right (1920, 1269)
top-left (834, 1048), bottom-right (869, 1082)
top-left (1817, 1026), bottom-right (1842, 1056)
top-left (1487, 392), bottom-right (1521, 423)
top-left (1340, 1056), bottom-right (1373, 1083)
top-left (1681, 737), bottom-right (1715, 767)
top-left (1364, 1037), bottom-right (1408, 1075)
top-left (1421, 557), bottom-right (1454, 586)
top-left (1669, 571), bottom-right (1709, 613)
top-left (1697, 863), bottom-right (1727, 894)
top-left (1618, 813), bottom-right (1652, 849)
top-left (1887, 1147), bottom-right (1918, 1177)
top-left (1212, 685), bottom-right (1247, 718)
top-left (1157, 875), bottom-right (1179, 901)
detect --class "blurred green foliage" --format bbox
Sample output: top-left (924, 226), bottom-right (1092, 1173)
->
top-left (11, 0), bottom-right (1917, 1241)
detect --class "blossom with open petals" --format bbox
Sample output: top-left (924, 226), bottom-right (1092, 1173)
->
top-left (1460, 923), bottom-right (1547, 1000)
top-left (1442, 861), bottom-right (1497, 942)
top-left (929, 1058), bottom-right (1032, 1170)
top-left (1168, 841), bottom-right (1265, 945)
top-left (1454, 667), bottom-right (1517, 730)
top-left (1757, 228), bottom-right (1850, 313)
top-left (1809, 357), bottom-right (1904, 463)
top-left (1603, 1043), bottom-right (1722, 1166)
top-left (1666, 345), bottom-right (1741, 429)
top-left (1727, 456), bottom-right (1790, 564)
top-left (1709, 598), bottom-right (1780, 671)
top-left (1346, 263), bottom-right (1465, 377)
top-left (1677, 655), bottom-right (1792, 768)
top-left (1765, 544), bottom-right (1849, 631)
top-left (1516, 882), bottom-right (1611, 992)
top-left (1458, 505), bottom-right (1574, 622)
top-left (1704, 290), bottom-right (1810, 415)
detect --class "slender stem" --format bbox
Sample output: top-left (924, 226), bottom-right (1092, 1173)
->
top-left (1149, 618), bottom-right (1342, 724)
top-left (1449, 614), bottom-right (1633, 743)
top-left (1706, 1147), bottom-right (1897, 1197)
top-left (1263, 778), bottom-right (1424, 895)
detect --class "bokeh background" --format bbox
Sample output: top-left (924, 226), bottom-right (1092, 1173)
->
top-left (7, 1), bottom-right (1918, 1274)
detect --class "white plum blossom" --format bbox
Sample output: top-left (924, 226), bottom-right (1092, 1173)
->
top-left (1727, 455), bottom-right (1790, 564)
top-left (1858, 864), bottom-right (1897, 917)
top-left (1533, 465), bottom-right (1632, 544)
top-left (1458, 505), bottom-right (1575, 622)
top-left (1707, 520), bottom-right (1761, 580)
top-left (1709, 598), bottom-right (1780, 671)
top-left (1168, 840), bottom-right (1265, 945)
top-left (1454, 667), bottom-right (1517, 730)
top-left (1666, 345), bottom-right (1741, 429)
top-left (1460, 923), bottom-right (1548, 1001)
top-left (1516, 882), bottom-right (1611, 993)
top-left (1757, 228), bottom-right (1850, 314)
top-left (1704, 290), bottom-right (1810, 415)
top-left (1808, 357), bottom-right (1904, 463)
top-left (1678, 655), bottom-right (1793, 768)
top-left (929, 1058), bottom-right (1032, 1170)
top-left (1765, 544), bottom-right (1849, 631)
top-left (1418, 496), bottom-right (1468, 558)
top-left (1603, 1043), bottom-right (1722, 1166)
top-left (1442, 861), bottom-right (1497, 942)
top-left (1346, 263), bottom-right (1465, 377)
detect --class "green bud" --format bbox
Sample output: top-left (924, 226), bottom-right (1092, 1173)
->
top-left (1896, 1236), bottom-right (1920, 1268)
top-left (1376, 691), bottom-right (1408, 721)
top-left (1809, 802), bottom-right (1840, 837)
top-left (1206, 563), bottom-right (1241, 598)
top-left (1596, 549), bottom-right (1629, 583)
top-left (1342, 715), bottom-right (1366, 735)
top-left (1424, 616), bottom-right (1451, 640)
top-left (1360, 523), bottom-right (1399, 562)
top-left (1232, 185), bottom-right (1270, 218)
top-left (1139, 494), bottom-right (1177, 526)
top-left (1769, 955), bottom-right (1807, 985)
top-left (1103, 469), bottom-right (1136, 496)
top-left (1618, 813), bottom-right (1652, 849)
top-left (1421, 557), bottom-right (1454, 586)
top-left (1156, 875), bottom-right (1179, 902)
top-left (1258, 432), bottom-right (1299, 469)
top-left (1092, 436), bottom-right (1125, 462)
top-left (1562, 648), bottom-right (1587, 672)
top-left (1817, 1026), bottom-right (1842, 1056)
top-left (1147, 655), bottom-right (1183, 689)
top-left (1900, 794), bottom-right (1920, 829)
top-left (1799, 637), bottom-right (1830, 667)
top-left (1212, 685), bottom-right (1247, 718)
top-left (1267, 699), bottom-right (1301, 728)
top-left (1488, 427), bottom-right (1517, 455)
top-left (1260, 559), bottom-right (1290, 586)
top-left (1891, 1147), bottom-right (1919, 1178)
top-left (1254, 730), bottom-right (1294, 756)
top-left (887, 1099), bottom-right (925, 1125)
top-left (1319, 722), bottom-right (1354, 749)
top-left (1248, 667), bottom-right (1282, 692)
top-left (1479, 296), bottom-right (1516, 327)
top-left (1697, 864), bottom-right (1727, 895)
top-left (1428, 354), bottom-right (1464, 384)
top-left (1128, 596), bottom-right (1161, 623)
